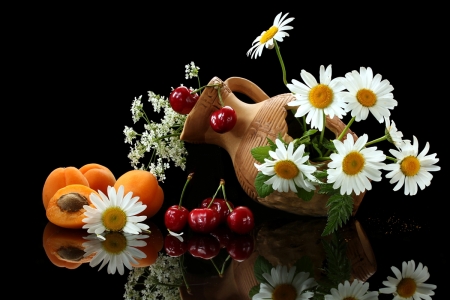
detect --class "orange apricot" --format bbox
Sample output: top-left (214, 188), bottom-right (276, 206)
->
top-left (114, 170), bottom-right (164, 218)
top-left (42, 222), bottom-right (94, 269)
top-left (42, 166), bottom-right (90, 210)
top-left (46, 184), bottom-right (98, 229)
top-left (79, 163), bottom-right (116, 195)
top-left (131, 221), bottom-right (163, 267)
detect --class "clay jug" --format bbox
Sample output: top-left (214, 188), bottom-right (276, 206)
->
top-left (180, 76), bottom-right (365, 216)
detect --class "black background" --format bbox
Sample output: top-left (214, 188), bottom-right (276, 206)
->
top-left (21, 3), bottom-right (445, 299)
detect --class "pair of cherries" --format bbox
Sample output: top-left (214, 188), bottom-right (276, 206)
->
top-left (164, 175), bottom-right (255, 236)
top-left (169, 85), bottom-right (237, 134)
top-left (164, 226), bottom-right (254, 262)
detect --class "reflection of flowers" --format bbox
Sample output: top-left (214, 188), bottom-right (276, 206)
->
top-left (324, 280), bottom-right (378, 300)
top-left (83, 185), bottom-right (149, 235)
top-left (379, 260), bottom-right (436, 300)
top-left (83, 231), bottom-right (147, 275)
top-left (124, 252), bottom-right (184, 300)
top-left (252, 264), bottom-right (317, 300)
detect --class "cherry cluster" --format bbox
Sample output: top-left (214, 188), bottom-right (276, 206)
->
top-left (169, 85), bottom-right (237, 134)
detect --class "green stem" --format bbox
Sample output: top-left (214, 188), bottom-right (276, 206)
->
top-left (220, 255), bottom-right (231, 275)
top-left (314, 156), bottom-right (331, 162)
top-left (178, 173), bottom-right (193, 208)
top-left (197, 76), bottom-right (201, 90)
top-left (179, 255), bottom-right (192, 295)
top-left (274, 40), bottom-right (287, 86)
top-left (337, 116), bottom-right (355, 141)
top-left (319, 112), bottom-right (326, 145)
top-left (191, 83), bottom-right (220, 95)
top-left (207, 181), bottom-right (223, 208)
top-left (220, 179), bottom-right (233, 212)
top-left (365, 135), bottom-right (387, 147)
top-left (217, 85), bottom-right (224, 107)
top-left (386, 155), bottom-right (397, 162)
top-left (210, 258), bottom-right (223, 277)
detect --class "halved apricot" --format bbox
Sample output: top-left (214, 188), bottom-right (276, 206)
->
top-left (46, 184), bottom-right (98, 229)
top-left (42, 167), bottom-right (89, 210)
top-left (79, 163), bottom-right (116, 195)
top-left (114, 170), bottom-right (164, 218)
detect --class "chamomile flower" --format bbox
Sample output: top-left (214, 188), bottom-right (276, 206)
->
top-left (83, 232), bottom-right (148, 275)
top-left (252, 265), bottom-right (317, 300)
top-left (385, 117), bottom-right (408, 149)
top-left (327, 133), bottom-right (386, 196)
top-left (247, 12), bottom-right (294, 59)
top-left (287, 65), bottom-right (347, 131)
top-left (340, 67), bottom-right (398, 123)
top-left (325, 280), bottom-right (379, 300)
top-left (254, 139), bottom-right (317, 193)
top-left (379, 260), bottom-right (436, 300)
top-left (82, 185), bottom-right (149, 235)
top-left (384, 136), bottom-right (440, 196)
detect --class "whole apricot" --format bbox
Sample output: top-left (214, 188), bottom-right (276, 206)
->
top-left (79, 163), bottom-right (116, 195)
top-left (46, 184), bottom-right (98, 229)
top-left (42, 167), bottom-right (89, 210)
top-left (114, 170), bottom-right (164, 218)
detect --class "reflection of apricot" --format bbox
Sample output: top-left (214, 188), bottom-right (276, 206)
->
top-left (130, 222), bottom-right (163, 267)
top-left (43, 222), bottom-right (92, 269)
top-left (79, 163), bottom-right (116, 195)
top-left (42, 167), bottom-right (90, 210)
top-left (46, 184), bottom-right (98, 229)
top-left (114, 170), bottom-right (164, 218)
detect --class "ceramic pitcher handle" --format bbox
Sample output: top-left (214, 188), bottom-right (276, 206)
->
top-left (224, 77), bottom-right (270, 103)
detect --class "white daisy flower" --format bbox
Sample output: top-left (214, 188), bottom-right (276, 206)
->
top-left (287, 65), bottom-right (347, 131)
top-left (327, 133), bottom-right (386, 196)
top-left (379, 260), bottom-right (436, 300)
top-left (384, 135), bottom-right (440, 196)
top-left (247, 12), bottom-right (294, 59)
top-left (83, 232), bottom-right (148, 275)
top-left (340, 67), bottom-right (398, 123)
top-left (325, 279), bottom-right (379, 300)
top-left (385, 117), bottom-right (409, 149)
top-left (82, 185), bottom-right (149, 235)
top-left (254, 139), bottom-right (317, 193)
top-left (252, 265), bottom-right (317, 300)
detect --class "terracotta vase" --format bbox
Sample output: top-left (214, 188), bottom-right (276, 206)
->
top-left (180, 76), bottom-right (366, 216)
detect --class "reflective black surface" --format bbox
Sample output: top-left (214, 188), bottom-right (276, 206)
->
top-left (27, 4), bottom-right (445, 299)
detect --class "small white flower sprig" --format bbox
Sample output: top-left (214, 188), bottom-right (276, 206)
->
top-left (248, 12), bottom-right (440, 236)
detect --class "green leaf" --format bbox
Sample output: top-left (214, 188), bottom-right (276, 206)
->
top-left (317, 183), bottom-right (336, 195)
top-left (296, 187), bottom-right (314, 201)
top-left (314, 170), bottom-right (328, 179)
top-left (255, 172), bottom-right (274, 198)
top-left (267, 137), bottom-right (277, 150)
top-left (302, 129), bottom-right (318, 137)
top-left (248, 285), bottom-right (260, 299)
top-left (251, 146), bottom-right (271, 163)
top-left (322, 233), bottom-right (351, 284)
top-left (321, 137), bottom-right (336, 151)
top-left (254, 256), bottom-right (273, 284)
top-left (322, 194), bottom-right (353, 236)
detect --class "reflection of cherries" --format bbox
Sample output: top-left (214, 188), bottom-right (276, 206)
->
top-left (188, 234), bottom-right (220, 260)
top-left (227, 206), bottom-right (255, 234)
top-left (169, 86), bottom-right (199, 115)
top-left (188, 208), bottom-right (220, 234)
top-left (164, 234), bottom-right (188, 257)
top-left (226, 234), bottom-right (254, 262)
top-left (210, 106), bottom-right (237, 133)
top-left (200, 198), bottom-right (234, 224)
top-left (210, 225), bottom-right (234, 248)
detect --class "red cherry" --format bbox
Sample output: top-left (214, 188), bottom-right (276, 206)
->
top-left (200, 198), bottom-right (234, 224)
top-left (210, 106), bottom-right (237, 133)
top-left (188, 208), bottom-right (220, 234)
top-left (169, 86), bottom-right (199, 115)
top-left (164, 205), bottom-right (189, 232)
top-left (226, 234), bottom-right (254, 262)
top-left (188, 234), bottom-right (221, 260)
top-left (226, 206), bottom-right (255, 235)
top-left (164, 234), bottom-right (188, 257)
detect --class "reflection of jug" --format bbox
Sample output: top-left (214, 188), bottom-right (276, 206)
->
top-left (180, 77), bottom-right (365, 216)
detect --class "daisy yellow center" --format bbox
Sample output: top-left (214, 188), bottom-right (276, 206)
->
top-left (400, 156), bottom-right (421, 176)
top-left (309, 84), bottom-right (333, 108)
top-left (102, 232), bottom-right (127, 254)
top-left (260, 26), bottom-right (278, 44)
top-left (274, 160), bottom-right (299, 179)
top-left (272, 283), bottom-right (297, 300)
top-left (342, 151), bottom-right (365, 175)
top-left (396, 277), bottom-right (417, 298)
top-left (356, 89), bottom-right (377, 107)
top-left (102, 207), bottom-right (127, 231)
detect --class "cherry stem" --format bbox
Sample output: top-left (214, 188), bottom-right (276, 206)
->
top-left (210, 258), bottom-right (223, 278)
top-left (190, 83), bottom-right (220, 95)
top-left (220, 179), bottom-right (234, 212)
top-left (207, 181), bottom-right (223, 208)
top-left (217, 85), bottom-right (225, 107)
top-left (179, 254), bottom-right (192, 295)
top-left (220, 254), bottom-right (231, 275)
top-left (178, 173), bottom-right (194, 209)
